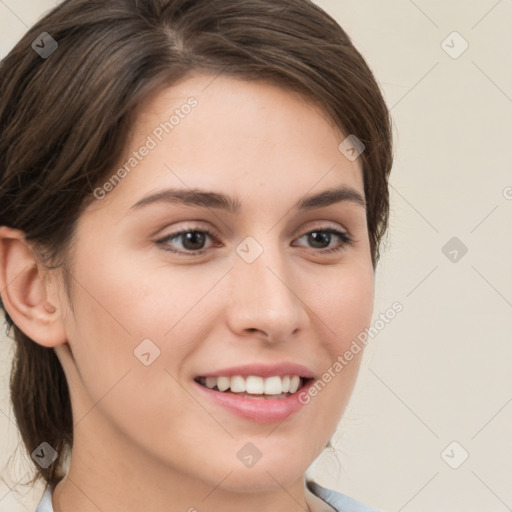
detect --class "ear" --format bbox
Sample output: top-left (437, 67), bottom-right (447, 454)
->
top-left (0, 226), bottom-right (67, 347)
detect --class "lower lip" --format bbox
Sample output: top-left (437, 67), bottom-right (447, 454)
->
top-left (193, 380), bottom-right (313, 423)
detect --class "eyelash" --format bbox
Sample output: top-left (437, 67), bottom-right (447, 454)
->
top-left (156, 225), bottom-right (353, 257)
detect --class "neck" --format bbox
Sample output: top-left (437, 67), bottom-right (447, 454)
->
top-left (50, 421), bottom-right (333, 512)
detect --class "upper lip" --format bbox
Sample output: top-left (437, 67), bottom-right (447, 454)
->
top-left (196, 363), bottom-right (315, 379)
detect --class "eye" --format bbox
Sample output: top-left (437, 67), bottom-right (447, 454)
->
top-left (293, 226), bottom-right (353, 254)
top-left (156, 227), bottom-right (218, 256)
top-left (156, 225), bottom-right (353, 256)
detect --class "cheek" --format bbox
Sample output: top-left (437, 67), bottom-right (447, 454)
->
top-left (62, 254), bottom-right (203, 444)
top-left (309, 259), bottom-right (374, 348)
top-left (65, 250), bottom-right (212, 383)
top-left (299, 260), bottom-right (373, 418)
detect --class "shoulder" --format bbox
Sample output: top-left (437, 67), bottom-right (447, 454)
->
top-left (36, 484), bottom-right (54, 512)
top-left (307, 480), bottom-right (381, 512)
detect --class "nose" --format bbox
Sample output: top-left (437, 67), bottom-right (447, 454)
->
top-left (226, 244), bottom-right (308, 343)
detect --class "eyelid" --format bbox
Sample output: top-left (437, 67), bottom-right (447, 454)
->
top-left (156, 221), bottom-right (220, 240)
top-left (156, 220), bottom-right (350, 243)
top-left (291, 220), bottom-right (352, 240)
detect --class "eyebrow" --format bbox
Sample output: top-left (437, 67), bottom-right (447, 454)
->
top-left (129, 185), bottom-right (366, 213)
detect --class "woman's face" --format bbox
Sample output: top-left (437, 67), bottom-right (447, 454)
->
top-left (54, 73), bottom-right (374, 495)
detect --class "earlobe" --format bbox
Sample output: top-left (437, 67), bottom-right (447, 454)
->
top-left (0, 226), bottom-right (67, 348)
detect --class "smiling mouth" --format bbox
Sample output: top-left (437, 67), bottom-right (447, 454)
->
top-left (194, 375), bottom-right (313, 399)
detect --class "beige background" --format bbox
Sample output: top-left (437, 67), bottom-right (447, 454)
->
top-left (1, 1), bottom-right (511, 511)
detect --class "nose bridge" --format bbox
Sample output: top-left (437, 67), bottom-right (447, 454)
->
top-left (227, 235), bottom-right (306, 340)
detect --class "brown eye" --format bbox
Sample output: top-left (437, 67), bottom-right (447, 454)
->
top-left (157, 228), bottom-right (217, 256)
top-left (294, 227), bottom-right (353, 254)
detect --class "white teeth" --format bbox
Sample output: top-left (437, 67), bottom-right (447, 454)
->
top-left (289, 375), bottom-right (300, 393)
top-left (205, 377), bottom-right (217, 389)
top-left (216, 376), bottom-right (230, 392)
top-left (246, 376), bottom-right (264, 394)
top-left (264, 376), bottom-right (283, 395)
top-left (199, 375), bottom-right (306, 395)
top-left (230, 375), bottom-right (246, 393)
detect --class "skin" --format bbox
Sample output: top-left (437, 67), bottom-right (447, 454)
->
top-left (0, 73), bottom-right (374, 512)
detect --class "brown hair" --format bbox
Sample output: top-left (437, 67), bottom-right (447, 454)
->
top-left (0, 0), bottom-right (393, 490)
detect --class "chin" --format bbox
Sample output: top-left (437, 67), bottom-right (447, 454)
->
top-left (217, 463), bottom-right (307, 493)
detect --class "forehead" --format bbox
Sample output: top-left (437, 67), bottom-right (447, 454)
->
top-left (89, 73), bottom-right (364, 216)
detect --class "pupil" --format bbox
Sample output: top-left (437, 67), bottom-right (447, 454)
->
top-left (309, 231), bottom-right (330, 248)
top-left (183, 231), bottom-right (205, 250)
